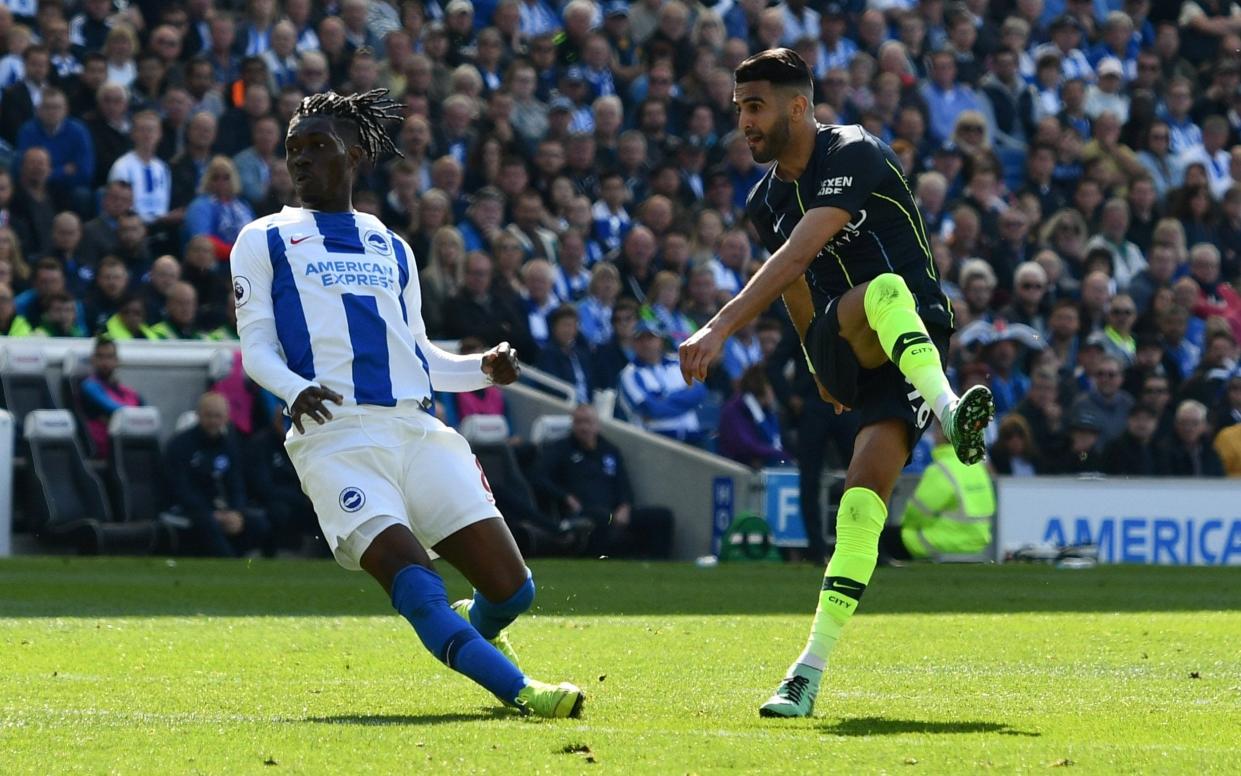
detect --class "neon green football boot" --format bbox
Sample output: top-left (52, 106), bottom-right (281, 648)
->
top-left (451, 598), bottom-right (522, 670)
top-left (759, 663), bottom-right (822, 718)
top-left (515, 679), bottom-right (586, 719)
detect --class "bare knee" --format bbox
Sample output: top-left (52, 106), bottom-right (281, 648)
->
top-left (360, 524), bottom-right (433, 595)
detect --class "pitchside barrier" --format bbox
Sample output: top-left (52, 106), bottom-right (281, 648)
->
top-left (0, 338), bottom-right (760, 560)
top-left (996, 476), bottom-right (1241, 566)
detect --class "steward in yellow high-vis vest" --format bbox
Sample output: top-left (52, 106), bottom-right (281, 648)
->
top-left (880, 426), bottom-right (996, 560)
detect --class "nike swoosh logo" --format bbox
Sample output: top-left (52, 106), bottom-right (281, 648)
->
top-left (774, 214), bottom-right (785, 234)
top-left (290, 235), bottom-right (314, 245)
top-left (895, 332), bottom-right (931, 351)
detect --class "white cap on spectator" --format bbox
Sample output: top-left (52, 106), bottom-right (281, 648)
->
top-left (446, 0), bottom-right (473, 14)
top-left (1098, 58), bottom-right (1123, 78)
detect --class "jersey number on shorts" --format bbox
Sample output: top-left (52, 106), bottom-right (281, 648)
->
top-left (474, 458), bottom-right (496, 504)
top-left (907, 385), bottom-right (931, 430)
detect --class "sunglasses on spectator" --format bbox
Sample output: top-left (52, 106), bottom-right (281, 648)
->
top-left (1109, 307), bottom-right (1136, 316)
top-left (1019, 281), bottom-right (1044, 290)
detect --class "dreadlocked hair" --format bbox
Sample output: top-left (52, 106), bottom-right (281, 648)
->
top-left (295, 88), bottom-right (405, 161)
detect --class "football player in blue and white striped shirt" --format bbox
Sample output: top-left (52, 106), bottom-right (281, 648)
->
top-left (231, 90), bottom-right (583, 719)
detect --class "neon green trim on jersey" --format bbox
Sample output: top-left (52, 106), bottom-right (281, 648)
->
top-left (883, 159), bottom-right (955, 327)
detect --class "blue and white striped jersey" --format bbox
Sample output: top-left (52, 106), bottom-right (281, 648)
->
top-left (232, 206), bottom-right (488, 411)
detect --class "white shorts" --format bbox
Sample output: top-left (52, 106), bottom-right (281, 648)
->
top-left (284, 405), bottom-right (498, 570)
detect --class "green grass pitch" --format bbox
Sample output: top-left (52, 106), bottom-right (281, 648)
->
top-left (2, 558), bottom-right (1239, 774)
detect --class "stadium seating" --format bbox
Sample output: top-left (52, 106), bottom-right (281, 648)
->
top-left (0, 349), bottom-right (58, 432)
top-left (529, 414), bottom-right (572, 447)
top-left (23, 410), bottom-right (167, 555)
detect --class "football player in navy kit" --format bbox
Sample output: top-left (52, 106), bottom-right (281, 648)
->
top-left (678, 49), bottom-right (995, 718)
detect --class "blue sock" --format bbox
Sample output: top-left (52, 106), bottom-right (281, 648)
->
top-left (470, 570), bottom-right (535, 640)
top-left (391, 564), bottom-right (527, 703)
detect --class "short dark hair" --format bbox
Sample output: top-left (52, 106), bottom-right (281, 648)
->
top-left (35, 257), bottom-right (64, 276)
top-left (548, 304), bottom-right (579, 327)
top-left (734, 48), bottom-right (812, 96)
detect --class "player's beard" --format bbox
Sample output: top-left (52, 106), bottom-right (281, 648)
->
top-left (750, 114), bottom-right (790, 164)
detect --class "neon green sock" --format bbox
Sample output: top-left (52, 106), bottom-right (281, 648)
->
top-left (795, 487), bottom-right (887, 671)
top-left (863, 273), bottom-right (956, 422)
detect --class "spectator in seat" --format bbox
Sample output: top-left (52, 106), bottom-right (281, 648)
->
top-left (719, 365), bottom-right (787, 468)
top-left (1178, 330), bottom-right (1238, 409)
top-left (418, 225), bottom-right (465, 339)
top-left (552, 228), bottom-right (593, 302)
top-left (615, 224), bottom-right (658, 303)
top-left (1216, 372), bottom-right (1241, 431)
top-left (11, 147), bottom-right (61, 256)
top-left (0, 45), bottom-right (51, 144)
top-left (15, 258), bottom-right (83, 332)
top-left (577, 261), bottom-right (621, 348)
top-left (151, 281), bottom-right (207, 340)
top-left (105, 293), bottom-right (160, 340)
top-left (140, 255), bottom-right (181, 324)
top-left (233, 114), bottom-right (281, 207)
top-left (1129, 243), bottom-right (1178, 316)
top-left (1102, 404), bottom-right (1162, 476)
top-left (594, 297), bottom-right (640, 392)
top-left (0, 282), bottom-right (32, 336)
top-left (1000, 262), bottom-right (1049, 334)
top-left (1069, 353), bottom-right (1134, 449)
top-left (244, 405), bottom-right (326, 556)
top-left (86, 83), bottom-right (134, 190)
top-left (1216, 419), bottom-right (1241, 476)
top-left (535, 403), bottom-right (674, 558)
top-left (44, 212), bottom-right (93, 298)
top-left (78, 334), bottom-right (143, 458)
top-left (15, 87), bottom-right (94, 204)
top-left (171, 111), bottom-right (219, 212)
top-left (1100, 294), bottom-right (1138, 367)
top-left (1186, 243), bottom-right (1241, 341)
top-left (83, 256), bottom-right (130, 334)
top-left (618, 320), bottom-right (706, 444)
top-left (165, 391), bottom-right (272, 557)
top-left (520, 258), bottom-right (559, 349)
top-left (184, 156), bottom-right (255, 258)
top-left (108, 110), bottom-right (174, 228)
top-left (1014, 366), bottom-right (1067, 458)
top-left (988, 413), bottom-right (1045, 476)
top-left (33, 292), bottom-right (85, 337)
top-left (1158, 399), bottom-right (1224, 477)
top-left (114, 209), bottom-right (154, 274)
top-left (81, 180), bottom-right (133, 265)
top-left (1053, 405), bottom-right (1106, 473)
top-left (181, 235), bottom-right (232, 330)
top-left (443, 251), bottom-right (537, 361)
top-left (535, 305), bottom-right (595, 404)
top-left (640, 270), bottom-right (696, 347)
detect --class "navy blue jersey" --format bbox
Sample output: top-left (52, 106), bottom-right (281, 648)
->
top-left (746, 124), bottom-right (954, 332)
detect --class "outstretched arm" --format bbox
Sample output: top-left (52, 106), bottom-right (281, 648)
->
top-left (679, 206), bottom-right (852, 384)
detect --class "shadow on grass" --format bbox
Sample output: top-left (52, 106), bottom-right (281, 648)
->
top-left (308, 708), bottom-right (513, 726)
top-left (2, 557), bottom-right (1240, 617)
top-left (818, 716), bottom-right (1041, 737)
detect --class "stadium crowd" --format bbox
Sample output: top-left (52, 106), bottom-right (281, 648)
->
top-left (4, 0), bottom-right (1241, 556)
